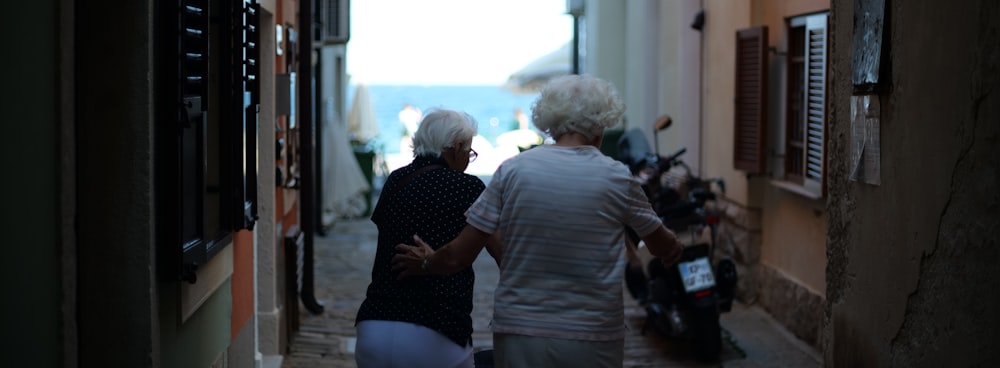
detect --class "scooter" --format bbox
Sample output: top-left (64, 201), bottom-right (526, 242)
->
top-left (617, 116), bottom-right (738, 361)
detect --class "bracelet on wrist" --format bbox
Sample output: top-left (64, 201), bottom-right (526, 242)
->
top-left (421, 257), bottom-right (430, 273)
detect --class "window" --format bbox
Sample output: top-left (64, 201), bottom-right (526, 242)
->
top-left (784, 13), bottom-right (828, 197)
top-left (316, 0), bottom-right (350, 44)
top-left (166, 0), bottom-right (260, 283)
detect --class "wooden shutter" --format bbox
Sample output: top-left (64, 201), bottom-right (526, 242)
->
top-left (180, 0), bottom-right (209, 127)
top-left (179, 0), bottom-right (211, 274)
top-left (734, 26), bottom-right (769, 174)
top-left (234, 0), bottom-right (260, 230)
top-left (803, 15), bottom-right (828, 196)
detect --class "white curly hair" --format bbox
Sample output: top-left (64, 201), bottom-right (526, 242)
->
top-left (411, 108), bottom-right (479, 157)
top-left (530, 74), bottom-right (625, 141)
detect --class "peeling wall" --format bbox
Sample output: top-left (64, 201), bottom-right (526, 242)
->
top-left (826, 0), bottom-right (1000, 366)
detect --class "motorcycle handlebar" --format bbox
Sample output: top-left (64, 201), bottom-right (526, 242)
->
top-left (655, 147), bottom-right (688, 172)
top-left (666, 147), bottom-right (687, 162)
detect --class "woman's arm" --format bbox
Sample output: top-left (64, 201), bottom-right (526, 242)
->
top-left (392, 224), bottom-right (492, 278)
top-left (641, 226), bottom-right (684, 266)
top-left (484, 232), bottom-right (502, 267)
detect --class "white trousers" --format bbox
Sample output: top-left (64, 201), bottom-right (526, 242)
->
top-left (355, 320), bottom-right (474, 368)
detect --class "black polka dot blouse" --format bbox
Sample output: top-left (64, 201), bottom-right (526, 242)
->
top-left (355, 155), bottom-right (486, 347)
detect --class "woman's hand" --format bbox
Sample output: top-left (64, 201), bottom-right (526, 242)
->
top-left (392, 235), bottom-right (435, 278)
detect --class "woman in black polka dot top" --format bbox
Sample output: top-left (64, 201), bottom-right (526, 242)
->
top-left (355, 108), bottom-right (500, 368)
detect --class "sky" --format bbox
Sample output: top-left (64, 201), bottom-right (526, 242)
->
top-left (347, 0), bottom-right (574, 86)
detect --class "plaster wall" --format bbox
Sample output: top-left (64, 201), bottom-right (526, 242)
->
top-left (612, 0), bottom-right (703, 172)
top-left (760, 188), bottom-right (826, 294)
top-left (585, 0), bottom-right (627, 117)
top-left (1, 0), bottom-right (62, 366)
top-left (701, 0), bottom-right (752, 205)
top-left (826, 1), bottom-right (1000, 366)
top-left (654, 0), bottom-right (703, 175)
top-left (758, 185), bottom-right (827, 347)
top-left (624, 0), bottom-right (660, 135)
top-left (74, 1), bottom-right (159, 366)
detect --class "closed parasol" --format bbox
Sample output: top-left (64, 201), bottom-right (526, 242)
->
top-left (347, 83), bottom-right (379, 142)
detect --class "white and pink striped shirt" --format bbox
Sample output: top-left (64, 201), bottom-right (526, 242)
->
top-left (466, 144), bottom-right (662, 341)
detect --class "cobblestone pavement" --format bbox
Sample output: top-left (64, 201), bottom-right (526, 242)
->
top-left (281, 218), bottom-right (821, 368)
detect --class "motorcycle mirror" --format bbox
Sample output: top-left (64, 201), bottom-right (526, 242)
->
top-left (654, 114), bottom-right (673, 132)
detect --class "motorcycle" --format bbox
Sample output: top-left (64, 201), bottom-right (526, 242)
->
top-left (617, 116), bottom-right (738, 361)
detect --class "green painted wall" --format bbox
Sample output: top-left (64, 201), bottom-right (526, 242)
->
top-left (160, 280), bottom-right (234, 368)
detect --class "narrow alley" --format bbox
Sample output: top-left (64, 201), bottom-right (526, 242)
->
top-left (280, 214), bottom-right (821, 368)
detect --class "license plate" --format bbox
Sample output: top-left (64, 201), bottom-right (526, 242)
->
top-left (679, 257), bottom-right (716, 292)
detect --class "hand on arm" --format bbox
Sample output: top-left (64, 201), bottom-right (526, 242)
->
top-left (641, 226), bottom-right (684, 267)
top-left (391, 235), bottom-right (435, 278)
top-left (392, 224), bottom-right (492, 279)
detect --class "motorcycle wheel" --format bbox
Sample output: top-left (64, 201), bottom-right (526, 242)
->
top-left (688, 306), bottom-right (722, 361)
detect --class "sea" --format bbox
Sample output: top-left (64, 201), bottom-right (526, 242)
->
top-left (348, 84), bottom-right (540, 155)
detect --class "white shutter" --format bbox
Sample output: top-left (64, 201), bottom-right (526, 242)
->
top-left (802, 14), bottom-right (828, 196)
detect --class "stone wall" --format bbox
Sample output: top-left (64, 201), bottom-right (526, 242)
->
top-left (716, 201), bottom-right (761, 304)
top-left (757, 265), bottom-right (824, 348)
top-left (718, 198), bottom-right (824, 349)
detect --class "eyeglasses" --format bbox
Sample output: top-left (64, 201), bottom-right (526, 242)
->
top-left (448, 146), bottom-right (478, 162)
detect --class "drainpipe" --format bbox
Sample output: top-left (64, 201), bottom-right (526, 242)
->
top-left (692, 2), bottom-right (705, 174)
top-left (299, 0), bottom-right (324, 315)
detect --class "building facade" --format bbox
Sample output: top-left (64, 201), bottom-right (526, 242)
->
top-left (581, 0), bottom-right (829, 349)
top-left (1, 0), bottom-right (350, 366)
top-left (580, 1), bottom-right (1000, 365)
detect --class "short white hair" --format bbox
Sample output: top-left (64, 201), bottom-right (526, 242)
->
top-left (531, 74), bottom-right (625, 141)
top-left (411, 108), bottom-right (479, 157)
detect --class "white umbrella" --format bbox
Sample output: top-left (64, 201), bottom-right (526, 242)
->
top-left (321, 112), bottom-right (372, 224)
top-left (347, 83), bottom-right (379, 142)
top-left (504, 43), bottom-right (572, 93)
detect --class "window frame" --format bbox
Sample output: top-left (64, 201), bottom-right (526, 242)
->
top-left (781, 12), bottom-right (829, 198)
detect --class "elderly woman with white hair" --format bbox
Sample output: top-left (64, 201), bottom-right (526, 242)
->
top-left (393, 75), bottom-right (684, 368)
top-left (355, 108), bottom-right (499, 368)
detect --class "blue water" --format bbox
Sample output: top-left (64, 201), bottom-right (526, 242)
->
top-left (348, 85), bottom-right (540, 154)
